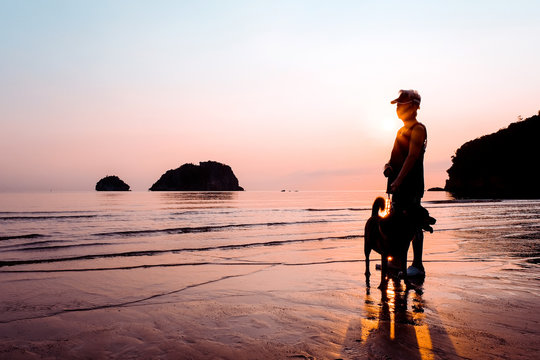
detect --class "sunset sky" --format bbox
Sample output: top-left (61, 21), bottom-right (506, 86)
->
top-left (1, 1), bottom-right (539, 191)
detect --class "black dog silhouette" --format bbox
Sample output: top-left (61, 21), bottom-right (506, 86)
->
top-left (364, 197), bottom-right (435, 288)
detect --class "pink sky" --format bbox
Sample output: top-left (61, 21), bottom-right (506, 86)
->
top-left (1, 1), bottom-right (539, 191)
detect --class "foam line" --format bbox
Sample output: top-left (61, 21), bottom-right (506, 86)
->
top-left (0, 234), bottom-right (360, 268)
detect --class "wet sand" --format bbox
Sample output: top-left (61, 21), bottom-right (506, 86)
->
top-left (1, 228), bottom-right (538, 360)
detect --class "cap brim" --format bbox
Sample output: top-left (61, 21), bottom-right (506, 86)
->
top-left (391, 99), bottom-right (418, 105)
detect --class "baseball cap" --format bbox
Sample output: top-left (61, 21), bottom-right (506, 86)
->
top-left (390, 89), bottom-right (421, 105)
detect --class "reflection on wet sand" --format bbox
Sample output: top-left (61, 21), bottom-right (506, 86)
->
top-left (341, 278), bottom-right (459, 360)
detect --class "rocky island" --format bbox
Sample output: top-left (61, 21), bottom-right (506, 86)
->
top-left (427, 187), bottom-right (446, 192)
top-left (95, 175), bottom-right (130, 191)
top-left (149, 161), bottom-right (244, 191)
top-left (445, 113), bottom-right (539, 198)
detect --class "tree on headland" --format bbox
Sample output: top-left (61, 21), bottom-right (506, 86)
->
top-left (445, 114), bottom-right (540, 199)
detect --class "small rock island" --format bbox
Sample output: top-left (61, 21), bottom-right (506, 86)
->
top-left (95, 175), bottom-right (130, 191)
top-left (445, 114), bottom-right (539, 198)
top-left (149, 161), bottom-right (244, 191)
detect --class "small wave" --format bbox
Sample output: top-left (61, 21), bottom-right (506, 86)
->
top-left (170, 210), bottom-right (236, 216)
top-left (305, 207), bottom-right (368, 212)
top-left (0, 240), bottom-right (57, 250)
top-left (0, 257), bottom-right (498, 274)
top-left (3, 242), bottom-right (115, 252)
top-left (94, 219), bottom-right (347, 237)
top-left (0, 234), bottom-right (47, 241)
top-left (0, 210), bottom-right (96, 214)
top-left (425, 199), bottom-right (503, 204)
top-left (0, 261), bottom-right (280, 273)
top-left (503, 232), bottom-right (540, 240)
top-left (0, 234), bottom-right (360, 268)
top-left (0, 259), bottom-right (364, 273)
top-left (0, 215), bottom-right (101, 221)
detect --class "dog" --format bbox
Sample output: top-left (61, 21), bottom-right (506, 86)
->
top-left (364, 197), bottom-right (435, 289)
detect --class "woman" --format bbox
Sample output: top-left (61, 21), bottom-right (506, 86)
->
top-left (384, 89), bottom-right (427, 277)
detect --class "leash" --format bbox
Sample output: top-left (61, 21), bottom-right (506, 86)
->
top-left (386, 192), bottom-right (392, 214)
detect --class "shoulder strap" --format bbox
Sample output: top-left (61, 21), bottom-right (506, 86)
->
top-left (414, 122), bottom-right (427, 148)
top-left (409, 122), bottom-right (424, 132)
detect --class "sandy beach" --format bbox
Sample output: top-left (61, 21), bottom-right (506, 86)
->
top-left (1, 230), bottom-right (538, 359)
top-left (0, 192), bottom-right (538, 359)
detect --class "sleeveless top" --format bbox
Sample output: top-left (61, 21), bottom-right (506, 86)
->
top-left (388, 122), bottom-right (427, 200)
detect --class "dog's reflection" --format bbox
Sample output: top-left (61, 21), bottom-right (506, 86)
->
top-left (363, 277), bottom-right (427, 357)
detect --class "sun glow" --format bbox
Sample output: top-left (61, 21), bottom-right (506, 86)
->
top-left (364, 105), bottom-right (401, 142)
top-left (380, 117), bottom-right (400, 133)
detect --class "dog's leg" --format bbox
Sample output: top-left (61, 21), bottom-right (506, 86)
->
top-left (364, 242), bottom-right (371, 276)
top-left (364, 218), bottom-right (375, 278)
top-left (364, 223), bottom-right (373, 287)
top-left (378, 254), bottom-right (388, 289)
top-left (364, 241), bottom-right (372, 287)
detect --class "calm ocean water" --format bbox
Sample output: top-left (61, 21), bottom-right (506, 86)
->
top-left (1, 190), bottom-right (539, 323)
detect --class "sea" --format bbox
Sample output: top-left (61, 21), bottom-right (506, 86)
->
top-left (1, 190), bottom-right (539, 325)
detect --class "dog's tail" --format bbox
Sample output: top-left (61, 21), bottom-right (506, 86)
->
top-left (372, 197), bottom-right (387, 217)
